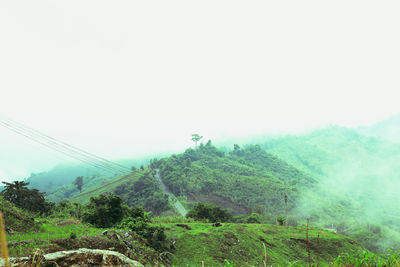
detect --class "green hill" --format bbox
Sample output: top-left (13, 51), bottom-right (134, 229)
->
top-left (162, 222), bottom-right (363, 266)
top-left (70, 141), bottom-right (314, 218)
top-left (64, 131), bottom-right (400, 252)
top-left (70, 170), bottom-right (174, 217)
top-left (25, 157), bottom-right (151, 202)
top-left (152, 141), bottom-right (315, 216)
top-left (261, 126), bottom-right (400, 251)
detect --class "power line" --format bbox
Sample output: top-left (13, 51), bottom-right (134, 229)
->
top-left (0, 120), bottom-right (125, 175)
top-left (0, 121), bottom-right (121, 175)
top-left (0, 116), bottom-right (131, 175)
top-left (0, 117), bottom-right (130, 173)
top-left (2, 117), bottom-right (130, 171)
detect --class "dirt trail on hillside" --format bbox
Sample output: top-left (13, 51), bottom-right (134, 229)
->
top-left (153, 169), bottom-right (187, 217)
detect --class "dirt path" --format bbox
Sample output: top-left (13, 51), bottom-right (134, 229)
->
top-left (153, 169), bottom-right (187, 217)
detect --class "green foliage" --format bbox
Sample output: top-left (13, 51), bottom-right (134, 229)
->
top-left (118, 206), bottom-right (168, 251)
top-left (163, 222), bottom-right (364, 266)
top-left (113, 171), bottom-right (170, 216)
top-left (51, 200), bottom-right (86, 219)
top-left (0, 196), bottom-right (37, 232)
top-left (186, 202), bottom-right (232, 222)
top-left (83, 193), bottom-right (124, 228)
top-left (243, 213), bottom-right (263, 224)
top-left (1, 181), bottom-right (54, 215)
top-left (155, 142), bottom-right (313, 216)
top-left (334, 250), bottom-right (400, 266)
top-left (277, 215), bottom-right (286, 226)
top-left (151, 216), bottom-right (195, 224)
top-left (191, 133), bottom-right (203, 147)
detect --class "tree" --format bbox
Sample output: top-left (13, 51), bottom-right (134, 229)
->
top-left (83, 193), bottom-right (125, 228)
top-left (73, 176), bottom-right (84, 193)
top-left (1, 181), bottom-right (53, 214)
top-left (191, 134), bottom-right (203, 147)
top-left (186, 202), bottom-right (232, 222)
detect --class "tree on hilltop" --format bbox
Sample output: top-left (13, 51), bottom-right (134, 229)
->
top-left (191, 134), bottom-right (203, 147)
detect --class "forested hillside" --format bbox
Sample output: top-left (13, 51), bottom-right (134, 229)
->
top-left (151, 141), bottom-right (314, 215)
top-left (261, 126), bottom-right (400, 251)
top-left (35, 127), bottom-right (400, 252)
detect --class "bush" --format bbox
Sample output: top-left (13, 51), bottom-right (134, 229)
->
top-left (83, 194), bottom-right (124, 228)
top-left (51, 200), bottom-right (86, 219)
top-left (243, 213), bottom-right (263, 224)
top-left (119, 213), bottom-right (167, 251)
top-left (277, 215), bottom-right (286, 226)
top-left (186, 202), bottom-right (232, 223)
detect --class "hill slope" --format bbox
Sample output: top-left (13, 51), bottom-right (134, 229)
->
top-left (70, 141), bottom-right (314, 218)
top-left (152, 141), bottom-right (314, 215)
top-left (162, 222), bottom-right (363, 266)
top-left (0, 196), bottom-right (37, 233)
top-left (261, 126), bottom-right (400, 251)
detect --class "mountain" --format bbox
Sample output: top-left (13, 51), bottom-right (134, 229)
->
top-left (47, 126), bottom-right (400, 252)
top-left (358, 114), bottom-right (400, 143)
top-left (261, 126), bottom-right (400, 251)
top-left (70, 140), bottom-right (314, 217)
top-left (24, 157), bottom-right (153, 202)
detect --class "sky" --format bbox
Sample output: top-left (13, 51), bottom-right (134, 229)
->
top-left (1, 0), bottom-right (400, 180)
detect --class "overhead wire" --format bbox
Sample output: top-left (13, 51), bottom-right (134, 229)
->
top-left (0, 117), bottom-right (130, 173)
top-left (1, 117), bottom-right (131, 171)
top-left (0, 120), bottom-right (121, 175)
top-left (0, 116), bottom-right (130, 175)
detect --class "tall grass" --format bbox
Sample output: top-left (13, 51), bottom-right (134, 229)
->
top-left (333, 250), bottom-right (400, 266)
top-left (152, 216), bottom-right (195, 224)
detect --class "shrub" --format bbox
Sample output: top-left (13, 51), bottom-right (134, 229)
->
top-left (51, 200), bottom-right (86, 219)
top-left (83, 194), bottom-right (124, 228)
top-left (119, 214), bottom-right (167, 251)
top-left (277, 215), bottom-right (286, 226)
top-left (186, 202), bottom-right (232, 223)
top-left (243, 213), bottom-right (263, 224)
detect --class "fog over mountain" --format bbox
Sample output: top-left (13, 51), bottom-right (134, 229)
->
top-left (1, 0), bottom-right (399, 181)
top-left (358, 114), bottom-right (400, 143)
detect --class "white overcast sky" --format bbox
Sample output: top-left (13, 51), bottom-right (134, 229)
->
top-left (1, 0), bottom-right (400, 180)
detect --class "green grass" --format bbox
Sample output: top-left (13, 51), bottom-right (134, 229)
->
top-left (5, 217), bottom-right (400, 266)
top-left (156, 222), bottom-right (364, 266)
top-left (152, 216), bottom-right (196, 224)
top-left (333, 250), bottom-right (400, 266)
top-left (6, 218), bottom-right (105, 257)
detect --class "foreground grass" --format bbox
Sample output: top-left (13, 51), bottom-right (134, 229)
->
top-left (5, 218), bottom-right (400, 266)
top-left (6, 218), bottom-right (104, 257)
top-left (157, 222), bottom-right (364, 266)
top-left (332, 249), bottom-right (400, 267)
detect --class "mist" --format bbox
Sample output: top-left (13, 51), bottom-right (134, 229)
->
top-left (1, 0), bottom-right (400, 183)
top-left (272, 128), bottom-right (400, 252)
